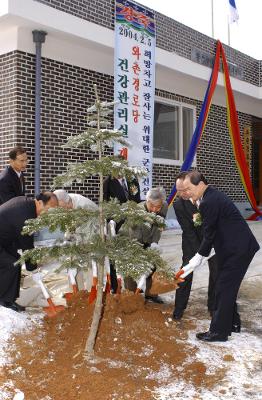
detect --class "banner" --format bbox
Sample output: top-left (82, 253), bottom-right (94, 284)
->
top-left (114, 0), bottom-right (156, 199)
top-left (167, 40), bottom-right (261, 219)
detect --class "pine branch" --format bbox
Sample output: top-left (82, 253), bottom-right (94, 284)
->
top-left (22, 207), bottom-right (99, 235)
top-left (63, 130), bottom-right (129, 150)
top-left (53, 158), bottom-right (147, 188)
top-left (18, 235), bottom-right (172, 280)
top-left (103, 200), bottom-right (166, 229)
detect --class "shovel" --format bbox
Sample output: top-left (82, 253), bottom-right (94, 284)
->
top-left (88, 259), bottom-right (98, 304)
top-left (135, 273), bottom-right (147, 295)
top-left (32, 272), bottom-right (65, 317)
top-left (104, 256), bottom-right (111, 294)
top-left (64, 268), bottom-right (79, 302)
top-left (116, 273), bottom-right (123, 294)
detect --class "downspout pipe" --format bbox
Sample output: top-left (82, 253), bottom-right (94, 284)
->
top-left (32, 30), bottom-right (47, 196)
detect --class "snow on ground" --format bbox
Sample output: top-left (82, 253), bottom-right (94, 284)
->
top-left (0, 269), bottom-right (261, 399)
top-left (156, 280), bottom-right (262, 400)
top-left (0, 307), bottom-right (42, 367)
top-left (0, 307), bottom-right (43, 400)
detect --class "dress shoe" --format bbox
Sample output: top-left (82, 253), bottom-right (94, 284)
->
top-left (13, 302), bottom-right (26, 312)
top-left (231, 324), bottom-right (241, 333)
top-left (0, 301), bottom-right (25, 312)
top-left (145, 295), bottom-right (164, 304)
top-left (172, 310), bottom-right (184, 321)
top-left (196, 331), bottom-right (228, 342)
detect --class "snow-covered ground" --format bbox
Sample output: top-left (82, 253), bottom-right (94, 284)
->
top-left (0, 308), bottom-right (43, 400)
top-left (157, 277), bottom-right (262, 400)
top-left (155, 222), bottom-right (262, 400)
top-left (0, 222), bottom-right (262, 399)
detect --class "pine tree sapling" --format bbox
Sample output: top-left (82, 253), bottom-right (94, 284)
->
top-left (20, 85), bottom-right (171, 359)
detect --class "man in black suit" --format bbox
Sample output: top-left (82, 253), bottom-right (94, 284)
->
top-left (173, 172), bottom-right (217, 320)
top-left (103, 174), bottom-right (141, 292)
top-left (0, 146), bottom-right (28, 205)
top-left (103, 174), bottom-right (141, 205)
top-left (0, 192), bottom-right (58, 312)
top-left (180, 170), bottom-right (259, 342)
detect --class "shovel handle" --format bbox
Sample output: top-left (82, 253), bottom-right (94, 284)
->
top-left (91, 259), bottom-right (97, 277)
top-left (68, 268), bottom-right (77, 285)
top-left (109, 220), bottom-right (116, 237)
top-left (38, 279), bottom-right (50, 300)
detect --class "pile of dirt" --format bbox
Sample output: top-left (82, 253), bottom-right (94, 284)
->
top-left (1, 291), bottom-right (226, 399)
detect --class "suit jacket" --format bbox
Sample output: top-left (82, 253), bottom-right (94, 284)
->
top-left (129, 201), bottom-right (168, 245)
top-left (0, 196), bottom-right (36, 270)
top-left (174, 197), bottom-right (203, 265)
top-left (0, 166), bottom-right (25, 205)
top-left (198, 186), bottom-right (259, 266)
top-left (103, 176), bottom-right (141, 204)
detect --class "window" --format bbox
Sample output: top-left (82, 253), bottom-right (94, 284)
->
top-left (153, 98), bottom-right (195, 165)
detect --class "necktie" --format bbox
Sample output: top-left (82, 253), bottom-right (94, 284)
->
top-left (19, 174), bottom-right (24, 193)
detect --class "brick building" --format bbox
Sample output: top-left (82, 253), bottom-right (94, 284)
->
top-left (0, 0), bottom-right (262, 210)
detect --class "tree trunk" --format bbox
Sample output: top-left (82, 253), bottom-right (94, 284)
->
top-left (84, 260), bottom-right (104, 359)
top-left (84, 85), bottom-right (105, 359)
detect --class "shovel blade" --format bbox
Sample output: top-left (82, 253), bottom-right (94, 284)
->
top-left (43, 298), bottom-right (65, 317)
top-left (88, 286), bottom-right (97, 304)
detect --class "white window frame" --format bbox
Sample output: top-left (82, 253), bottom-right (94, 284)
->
top-left (153, 96), bottom-right (196, 166)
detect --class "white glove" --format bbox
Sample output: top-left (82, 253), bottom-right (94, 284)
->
top-left (109, 220), bottom-right (116, 237)
top-left (188, 252), bottom-right (204, 268)
top-left (206, 248), bottom-right (215, 260)
top-left (150, 242), bottom-right (162, 253)
top-left (150, 242), bottom-right (159, 249)
top-left (137, 274), bottom-right (147, 292)
top-left (179, 253), bottom-right (203, 279)
top-left (180, 264), bottom-right (194, 278)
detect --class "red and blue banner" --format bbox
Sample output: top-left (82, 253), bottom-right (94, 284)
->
top-left (167, 40), bottom-right (262, 219)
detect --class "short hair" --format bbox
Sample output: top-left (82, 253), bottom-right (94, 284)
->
top-left (176, 171), bottom-right (188, 181)
top-left (146, 187), bottom-right (166, 203)
top-left (36, 191), bottom-right (58, 205)
top-left (53, 189), bottom-right (71, 204)
top-left (186, 170), bottom-right (208, 185)
top-left (9, 146), bottom-right (27, 160)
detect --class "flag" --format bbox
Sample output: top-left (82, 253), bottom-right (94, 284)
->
top-left (228, 0), bottom-right (239, 24)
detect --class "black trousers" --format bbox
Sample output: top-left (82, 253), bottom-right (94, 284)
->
top-left (0, 247), bottom-right (21, 303)
top-left (210, 253), bottom-right (252, 335)
top-left (174, 255), bottom-right (218, 313)
top-left (109, 220), bottom-right (125, 294)
top-left (110, 262), bottom-right (118, 293)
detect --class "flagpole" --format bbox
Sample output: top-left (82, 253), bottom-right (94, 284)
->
top-left (228, 21), bottom-right (231, 46)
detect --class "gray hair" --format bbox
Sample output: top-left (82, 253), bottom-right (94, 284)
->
top-left (146, 187), bottom-right (166, 203)
top-left (53, 189), bottom-right (71, 204)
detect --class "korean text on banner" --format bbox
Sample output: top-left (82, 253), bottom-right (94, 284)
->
top-left (114, 0), bottom-right (156, 199)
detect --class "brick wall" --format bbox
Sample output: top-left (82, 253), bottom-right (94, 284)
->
top-left (0, 50), bottom-right (252, 203)
top-left (34, 0), bottom-right (260, 86)
top-left (0, 52), bottom-right (18, 168)
top-left (14, 51), bottom-right (115, 202)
